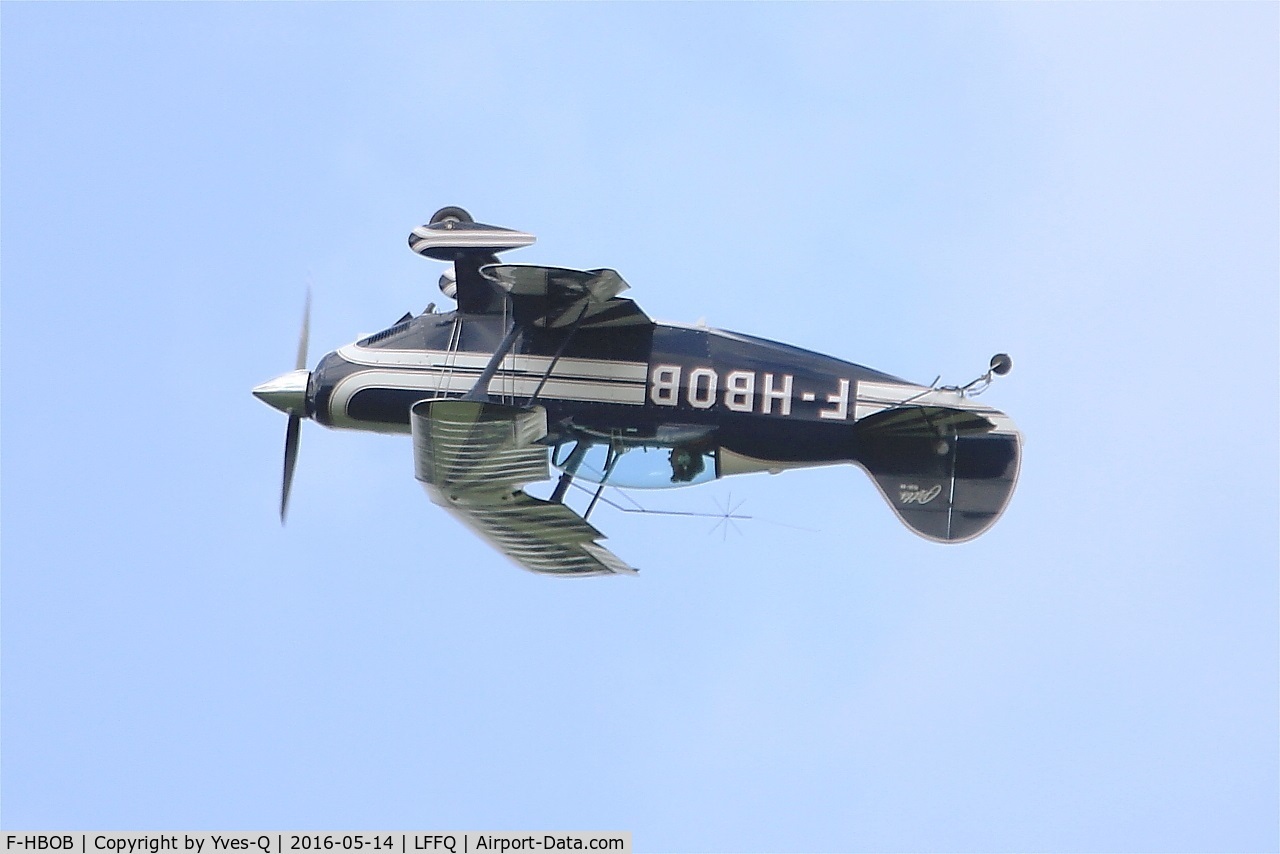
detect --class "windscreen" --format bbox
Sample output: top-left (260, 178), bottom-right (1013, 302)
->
top-left (553, 442), bottom-right (717, 489)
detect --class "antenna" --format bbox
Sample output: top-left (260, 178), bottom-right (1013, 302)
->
top-left (942, 353), bottom-right (1013, 398)
top-left (563, 482), bottom-right (819, 536)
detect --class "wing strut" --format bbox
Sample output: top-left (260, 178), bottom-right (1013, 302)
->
top-left (583, 443), bottom-right (622, 521)
top-left (460, 290), bottom-right (591, 406)
top-left (462, 322), bottom-right (523, 402)
top-left (527, 302), bottom-right (591, 406)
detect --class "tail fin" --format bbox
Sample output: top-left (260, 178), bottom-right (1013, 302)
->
top-left (855, 405), bottom-right (1021, 543)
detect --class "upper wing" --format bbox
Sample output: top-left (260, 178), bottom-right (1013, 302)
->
top-left (481, 264), bottom-right (652, 330)
top-left (409, 398), bottom-right (636, 577)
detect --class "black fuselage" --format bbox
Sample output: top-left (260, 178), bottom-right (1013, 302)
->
top-left (308, 311), bottom-right (907, 474)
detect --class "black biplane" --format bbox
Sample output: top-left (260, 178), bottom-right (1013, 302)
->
top-left (254, 207), bottom-right (1021, 576)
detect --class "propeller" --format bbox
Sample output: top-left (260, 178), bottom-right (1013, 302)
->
top-left (281, 407), bottom-right (302, 522)
top-left (253, 290), bottom-right (312, 523)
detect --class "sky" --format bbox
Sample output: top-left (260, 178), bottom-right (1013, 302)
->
top-left (3, 3), bottom-right (1277, 852)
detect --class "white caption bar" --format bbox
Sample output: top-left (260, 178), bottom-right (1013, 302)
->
top-left (2, 834), bottom-right (630, 854)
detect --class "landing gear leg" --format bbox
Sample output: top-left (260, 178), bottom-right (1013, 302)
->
top-left (550, 441), bottom-right (590, 505)
top-left (583, 443), bottom-right (621, 521)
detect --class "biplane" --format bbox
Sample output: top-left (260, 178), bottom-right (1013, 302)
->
top-left (253, 207), bottom-right (1021, 576)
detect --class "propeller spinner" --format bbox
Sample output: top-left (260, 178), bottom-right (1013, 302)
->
top-left (252, 291), bottom-right (311, 522)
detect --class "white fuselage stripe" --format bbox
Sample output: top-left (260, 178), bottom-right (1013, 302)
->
top-left (337, 344), bottom-right (648, 382)
top-left (329, 343), bottom-right (648, 429)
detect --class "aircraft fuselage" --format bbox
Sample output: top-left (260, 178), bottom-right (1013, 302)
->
top-left (308, 310), bottom-right (913, 475)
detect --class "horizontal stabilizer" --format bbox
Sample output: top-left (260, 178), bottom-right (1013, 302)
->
top-left (856, 404), bottom-right (995, 437)
top-left (856, 405), bottom-right (1021, 543)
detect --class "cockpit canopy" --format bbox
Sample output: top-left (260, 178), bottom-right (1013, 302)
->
top-left (552, 441), bottom-right (718, 489)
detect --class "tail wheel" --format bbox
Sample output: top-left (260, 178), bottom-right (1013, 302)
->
top-left (429, 206), bottom-right (474, 225)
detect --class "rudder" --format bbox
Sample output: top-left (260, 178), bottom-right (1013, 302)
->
top-left (855, 405), bottom-right (1021, 543)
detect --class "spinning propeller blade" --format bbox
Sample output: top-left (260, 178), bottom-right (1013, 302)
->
top-left (281, 412), bottom-right (301, 522)
top-left (295, 289), bottom-right (311, 372)
top-left (253, 290), bottom-right (312, 524)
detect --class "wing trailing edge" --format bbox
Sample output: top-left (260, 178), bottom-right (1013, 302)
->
top-left (481, 264), bottom-right (652, 330)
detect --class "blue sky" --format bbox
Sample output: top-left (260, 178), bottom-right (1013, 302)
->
top-left (3, 3), bottom-right (1276, 851)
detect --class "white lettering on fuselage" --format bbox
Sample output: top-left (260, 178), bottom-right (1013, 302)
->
top-left (649, 364), bottom-right (681, 405)
top-left (687, 367), bottom-right (718, 409)
top-left (899, 483), bottom-right (943, 505)
top-left (723, 370), bottom-right (754, 412)
top-left (819, 378), bottom-right (851, 420)
top-left (761, 372), bottom-right (792, 416)
top-left (648, 365), bottom-right (852, 419)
